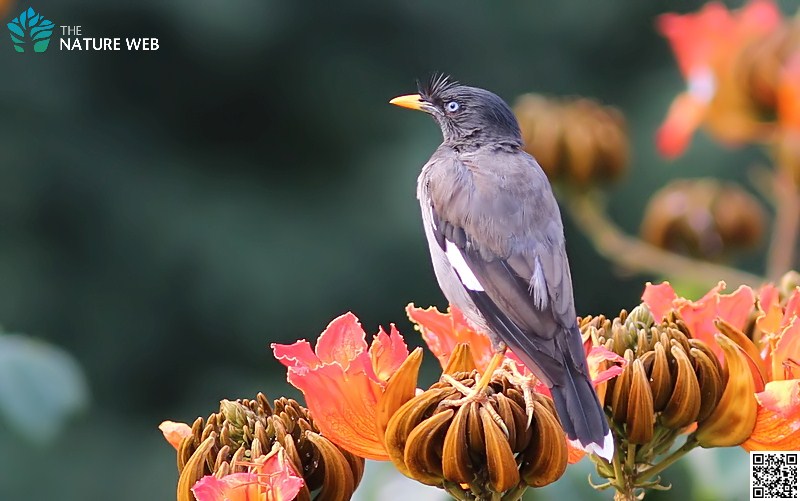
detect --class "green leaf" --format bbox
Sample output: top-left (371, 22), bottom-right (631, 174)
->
top-left (0, 333), bottom-right (90, 444)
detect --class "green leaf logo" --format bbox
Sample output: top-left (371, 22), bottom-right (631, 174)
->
top-left (8, 7), bottom-right (54, 53)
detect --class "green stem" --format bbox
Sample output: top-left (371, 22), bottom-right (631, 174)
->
top-left (443, 482), bottom-right (473, 501)
top-left (635, 427), bottom-right (668, 462)
top-left (637, 435), bottom-right (699, 484)
top-left (626, 442), bottom-right (636, 473)
top-left (500, 484), bottom-right (527, 501)
top-left (650, 428), bottom-right (679, 458)
top-left (611, 438), bottom-right (628, 494)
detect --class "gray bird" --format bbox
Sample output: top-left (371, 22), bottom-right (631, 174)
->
top-left (390, 75), bottom-right (613, 460)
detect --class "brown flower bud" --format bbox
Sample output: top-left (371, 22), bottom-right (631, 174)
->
top-left (585, 307), bottom-right (724, 438)
top-left (514, 94), bottom-right (629, 187)
top-left (641, 179), bottom-right (766, 260)
top-left (173, 394), bottom-right (364, 501)
top-left (695, 334), bottom-right (758, 447)
top-left (626, 359), bottom-right (655, 444)
top-left (384, 364), bottom-right (567, 499)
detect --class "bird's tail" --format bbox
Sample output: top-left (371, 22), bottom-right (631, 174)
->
top-left (547, 325), bottom-right (613, 461)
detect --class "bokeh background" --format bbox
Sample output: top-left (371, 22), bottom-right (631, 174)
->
top-left (0, 0), bottom-right (788, 499)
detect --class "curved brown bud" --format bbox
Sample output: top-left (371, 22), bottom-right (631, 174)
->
top-left (384, 387), bottom-right (455, 477)
top-left (690, 347), bottom-right (725, 422)
top-left (661, 346), bottom-right (701, 429)
top-left (627, 359), bottom-right (655, 444)
top-left (177, 435), bottom-right (215, 501)
top-left (443, 343), bottom-right (478, 374)
top-left (376, 347), bottom-right (423, 441)
top-left (715, 318), bottom-right (767, 389)
top-left (480, 406), bottom-right (520, 492)
top-left (649, 342), bottom-right (673, 411)
top-left (442, 404), bottom-right (473, 484)
top-left (611, 349), bottom-right (635, 423)
top-left (306, 431), bottom-right (357, 501)
top-left (403, 409), bottom-right (454, 486)
top-left (695, 335), bottom-right (758, 447)
top-left (520, 401), bottom-right (569, 487)
top-left (467, 400), bottom-right (485, 456)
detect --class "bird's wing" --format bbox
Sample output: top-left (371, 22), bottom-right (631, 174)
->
top-left (426, 149), bottom-right (583, 382)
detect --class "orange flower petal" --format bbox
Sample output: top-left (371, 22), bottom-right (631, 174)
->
top-left (676, 282), bottom-right (755, 361)
top-left (736, 0), bottom-right (782, 36)
top-left (778, 54), bottom-right (800, 131)
top-left (192, 473), bottom-right (262, 501)
top-left (587, 346), bottom-right (626, 385)
top-left (271, 340), bottom-right (320, 370)
top-left (286, 357), bottom-right (386, 459)
top-left (655, 93), bottom-right (709, 158)
top-left (757, 291), bottom-right (784, 340)
top-left (641, 282), bottom-right (678, 321)
top-left (567, 440), bottom-right (586, 464)
top-left (369, 325), bottom-right (409, 383)
top-left (785, 288), bottom-right (800, 320)
top-left (255, 448), bottom-right (305, 501)
top-left (758, 284), bottom-right (780, 313)
top-left (159, 420), bottom-right (192, 451)
top-left (656, 2), bottom-right (733, 78)
top-left (742, 379), bottom-right (800, 451)
top-left (315, 312), bottom-right (370, 369)
top-left (656, 0), bottom-right (781, 157)
top-left (773, 317), bottom-right (800, 381)
top-left (712, 284), bottom-right (757, 331)
top-left (192, 448), bottom-right (304, 501)
top-left (406, 303), bottom-right (494, 372)
top-left (272, 312), bottom-right (413, 460)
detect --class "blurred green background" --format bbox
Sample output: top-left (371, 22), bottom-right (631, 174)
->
top-left (0, 0), bottom-right (780, 499)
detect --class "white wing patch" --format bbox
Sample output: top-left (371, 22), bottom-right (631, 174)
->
top-left (530, 255), bottom-right (548, 310)
top-left (445, 240), bottom-right (484, 291)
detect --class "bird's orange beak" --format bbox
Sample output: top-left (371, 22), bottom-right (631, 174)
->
top-left (389, 94), bottom-right (427, 112)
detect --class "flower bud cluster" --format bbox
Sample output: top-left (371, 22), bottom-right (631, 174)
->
top-left (384, 346), bottom-right (568, 500)
top-left (514, 94), bottom-right (629, 187)
top-left (173, 394), bottom-right (364, 501)
top-left (640, 179), bottom-right (766, 260)
top-left (581, 304), bottom-right (757, 454)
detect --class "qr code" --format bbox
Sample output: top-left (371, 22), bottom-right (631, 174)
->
top-left (751, 452), bottom-right (799, 500)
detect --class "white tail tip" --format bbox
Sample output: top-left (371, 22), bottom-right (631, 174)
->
top-left (572, 431), bottom-right (614, 462)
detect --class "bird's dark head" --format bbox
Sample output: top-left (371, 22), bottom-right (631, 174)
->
top-left (390, 75), bottom-right (522, 148)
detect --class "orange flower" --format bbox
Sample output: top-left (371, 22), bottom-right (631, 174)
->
top-left (745, 380), bottom-right (800, 450)
top-left (406, 303), bottom-right (494, 371)
top-left (271, 312), bottom-right (410, 460)
top-left (643, 281), bottom-right (800, 450)
top-left (407, 303), bottom-right (625, 463)
top-left (656, 0), bottom-right (781, 157)
top-left (191, 446), bottom-right (304, 501)
top-left (742, 286), bottom-right (800, 450)
top-left (643, 281), bottom-right (755, 361)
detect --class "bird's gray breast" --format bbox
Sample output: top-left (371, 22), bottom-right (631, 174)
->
top-left (417, 155), bottom-right (493, 336)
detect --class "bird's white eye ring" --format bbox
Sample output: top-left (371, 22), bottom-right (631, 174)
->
top-left (445, 101), bottom-right (460, 113)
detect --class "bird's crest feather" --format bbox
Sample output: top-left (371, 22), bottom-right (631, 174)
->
top-left (418, 73), bottom-right (459, 101)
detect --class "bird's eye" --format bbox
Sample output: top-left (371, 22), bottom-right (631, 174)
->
top-left (445, 101), bottom-right (460, 113)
